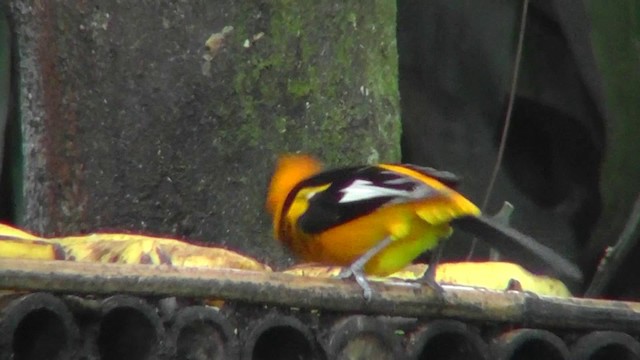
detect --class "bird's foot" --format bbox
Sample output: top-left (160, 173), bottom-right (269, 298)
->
top-left (418, 264), bottom-right (445, 297)
top-left (338, 265), bottom-right (373, 301)
top-left (338, 236), bottom-right (394, 301)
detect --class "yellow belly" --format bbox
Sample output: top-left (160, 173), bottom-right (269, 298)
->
top-left (296, 203), bottom-right (453, 276)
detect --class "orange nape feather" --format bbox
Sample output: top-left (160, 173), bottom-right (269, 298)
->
top-left (266, 154), bottom-right (323, 235)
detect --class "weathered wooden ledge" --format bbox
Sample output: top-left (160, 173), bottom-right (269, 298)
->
top-left (1, 258), bottom-right (639, 333)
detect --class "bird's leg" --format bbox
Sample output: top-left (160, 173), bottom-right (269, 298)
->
top-left (338, 236), bottom-right (394, 301)
top-left (420, 242), bottom-right (444, 295)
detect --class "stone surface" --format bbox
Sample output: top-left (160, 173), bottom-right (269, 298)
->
top-left (8, 1), bottom-right (400, 267)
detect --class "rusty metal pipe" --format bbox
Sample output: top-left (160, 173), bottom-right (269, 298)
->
top-left (0, 292), bottom-right (79, 360)
top-left (570, 331), bottom-right (640, 360)
top-left (241, 313), bottom-right (322, 360)
top-left (407, 319), bottom-right (488, 360)
top-left (491, 328), bottom-right (569, 360)
top-left (97, 295), bottom-right (164, 360)
top-left (169, 305), bottom-right (239, 360)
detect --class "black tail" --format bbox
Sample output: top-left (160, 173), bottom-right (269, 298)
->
top-left (452, 216), bottom-right (583, 283)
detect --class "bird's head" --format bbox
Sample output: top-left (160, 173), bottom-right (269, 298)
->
top-left (266, 154), bottom-right (323, 232)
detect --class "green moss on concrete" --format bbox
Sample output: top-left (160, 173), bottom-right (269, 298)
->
top-left (8, 0), bottom-right (400, 267)
top-left (226, 1), bottom-right (400, 164)
top-left (194, 1), bottom-right (400, 263)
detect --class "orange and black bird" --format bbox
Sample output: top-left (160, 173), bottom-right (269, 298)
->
top-left (266, 154), bottom-right (582, 299)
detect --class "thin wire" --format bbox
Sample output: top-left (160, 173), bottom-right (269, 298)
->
top-left (467, 0), bottom-right (530, 260)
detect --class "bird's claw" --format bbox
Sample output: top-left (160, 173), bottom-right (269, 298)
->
top-left (418, 265), bottom-right (445, 297)
top-left (338, 266), bottom-right (373, 301)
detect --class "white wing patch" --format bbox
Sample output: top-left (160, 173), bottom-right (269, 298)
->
top-left (339, 179), bottom-right (416, 203)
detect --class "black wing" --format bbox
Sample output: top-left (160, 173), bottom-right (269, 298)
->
top-left (296, 165), bottom-right (447, 234)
